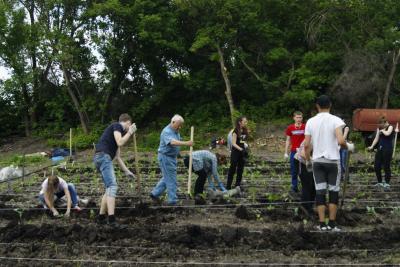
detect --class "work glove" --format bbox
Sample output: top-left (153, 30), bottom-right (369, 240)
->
top-left (128, 123), bottom-right (137, 135)
top-left (346, 142), bottom-right (355, 153)
top-left (65, 210), bottom-right (70, 218)
top-left (125, 170), bottom-right (136, 180)
top-left (52, 209), bottom-right (60, 217)
top-left (218, 182), bottom-right (227, 193)
top-left (306, 161), bottom-right (313, 173)
top-left (284, 153), bottom-right (289, 160)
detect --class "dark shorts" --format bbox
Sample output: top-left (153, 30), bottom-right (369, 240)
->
top-left (312, 161), bottom-right (341, 193)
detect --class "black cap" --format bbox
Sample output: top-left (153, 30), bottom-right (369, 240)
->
top-left (316, 95), bottom-right (331, 109)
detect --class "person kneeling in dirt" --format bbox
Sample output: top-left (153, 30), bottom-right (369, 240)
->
top-left (304, 95), bottom-right (354, 231)
top-left (93, 113), bottom-right (137, 227)
top-left (38, 175), bottom-right (83, 217)
top-left (183, 150), bottom-right (227, 204)
top-left (294, 141), bottom-right (316, 216)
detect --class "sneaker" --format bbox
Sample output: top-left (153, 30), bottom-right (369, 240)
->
top-left (79, 199), bottom-right (89, 205)
top-left (150, 194), bottom-right (162, 205)
top-left (327, 225), bottom-right (342, 232)
top-left (96, 215), bottom-right (107, 225)
top-left (194, 195), bottom-right (206, 205)
top-left (317, 224), bottom-right (329, 231)
top-left (327, 221), bottom-right (341, 232)
top-left (374, 183), bottom-right (384, 187)
top-left (383, 182), bottom-right (391, 188)
top-left (73, 206), bottom-right (82, 212)
top-left (107, 221), bottom-right (127, 229)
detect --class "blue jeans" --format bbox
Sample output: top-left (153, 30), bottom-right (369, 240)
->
top-left (93, 152), bottom-right (118, 197)
top-left (340, 148), bottom-right (348, 176)
top-left (151, 154), bottom-right (178, 204)
top-left (290, 151), bottom-right (299, 190)
top-left (39, 183), bottom-right (79, 207)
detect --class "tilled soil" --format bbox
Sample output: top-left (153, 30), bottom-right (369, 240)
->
top-left (1, 154), bottom-right (400, 266)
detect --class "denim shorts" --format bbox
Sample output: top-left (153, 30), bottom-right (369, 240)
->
top-left (94, 152), bottom-right (118, 197)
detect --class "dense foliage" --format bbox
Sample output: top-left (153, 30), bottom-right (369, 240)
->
top-left (1, 0), bottom-right (400, 142)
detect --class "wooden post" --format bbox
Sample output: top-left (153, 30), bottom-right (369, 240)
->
top-left (133, 133), bottom-right (141, 194)
top-left (393, 123), bottom-right (399, 158)
top-left (69, 128), bottom-right (73, 163)
top-left (187, 126), bottom-right (194, 195)
top-left (340, 151), bottom-right (351, 210)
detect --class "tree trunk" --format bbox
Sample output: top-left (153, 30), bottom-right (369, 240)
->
top-left (28, 0), bottom-right (38, 127)
top-left (21, 83), bottom-right (31, 137)
top-left (217, 45), bottom-right (235, 127)
top-left (61, 64), bottom-right (90, 134)
top-left (382, 48), bottom-right (400, 109)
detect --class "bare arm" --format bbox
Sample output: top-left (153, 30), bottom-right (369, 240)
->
top-left (381, 125), bottom-right (393, 136)
top-left (115, 148), bottom-right (130, 173)
top-left (64, 187), bottom-right (71, 214)
top-left (335, 127), bottom-right (347, 148)
top-left (231, 133), bottom-right (243, 151)
top-left (304, 135), bottom-right (312, 161)
top-left (114, 131), bottom-right (132, 147)
top-left (285, 136), bottom-right (291, 155)
top-left (369, 130), bottom-right (380, 149)
top-left (170, 139), bottom-right (193, 146)
top-left (343, 127), bottom-right (349, 140)
top-left (44, 192), bottom-right (57, 213)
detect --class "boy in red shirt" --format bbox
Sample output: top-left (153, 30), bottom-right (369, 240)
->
top-left (285, 111), bottom-right (305, 192)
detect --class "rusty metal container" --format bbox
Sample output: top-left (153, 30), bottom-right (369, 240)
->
top-left (353, 109), bottom-right (400, 132)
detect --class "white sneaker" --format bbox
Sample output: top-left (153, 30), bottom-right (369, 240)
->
top-left (327, 225), bottom-right (342, 232)
top-left (79, 198), bottom-right (89, 205)
top-left (374, 183), bottom-right (383, 187)
top-left (317, 224), bottom-right (329, 231)
top-left (383, 182), bottom-right (391, 188)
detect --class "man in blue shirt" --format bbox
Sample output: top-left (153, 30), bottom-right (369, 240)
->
top-left (93, 113), bottom-right (136, 227)
top-left (150, 115), bottom-right (193, 205)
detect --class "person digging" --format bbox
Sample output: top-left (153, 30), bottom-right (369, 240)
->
top-left (304, 95), bottom-right (354, 232)
top-left (93, 113), bottom-right (137, 228)
top-left (183, 150), bottom-right (228, 205)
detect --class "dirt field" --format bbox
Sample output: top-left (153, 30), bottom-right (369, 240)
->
top-left (1, 140), bottom-right (400, 266)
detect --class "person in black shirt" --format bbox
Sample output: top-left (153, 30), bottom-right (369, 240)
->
top-left (368, 117), bottom-right (398, 190)
top-left (226, 116), bottom-right (249, 189)
top-left (93, 113), bottom-right (137, 227)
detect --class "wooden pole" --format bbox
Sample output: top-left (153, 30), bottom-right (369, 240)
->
top-left (340, 151), bottom-right (351, 210)
top-left (187, 126), bottom-right (194, 195)
top-left (393, 123), bottom-right (399, 158)
top-left (133, 132), bottom-right (141, 194)
top-left (69, 128), bottom-right (73, 159)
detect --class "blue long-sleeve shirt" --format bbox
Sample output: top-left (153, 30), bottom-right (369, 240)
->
top-left (191, 150), bottom-right (225, 191)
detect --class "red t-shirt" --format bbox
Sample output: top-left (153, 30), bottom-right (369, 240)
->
top-left (285, 123), bottom-right (305, 152)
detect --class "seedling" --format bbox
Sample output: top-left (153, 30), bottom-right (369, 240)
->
top-left (14, 208), bottom-right (24, 225)
top-left (294, 207), bottom-right (299, 217)
top-left (367, 206), bottom-right (376, 216)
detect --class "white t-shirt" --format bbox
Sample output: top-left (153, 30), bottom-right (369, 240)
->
top-left (40, 177), bottom-right (68, 195)
top-left (305, 112), bottom-right (345, 161)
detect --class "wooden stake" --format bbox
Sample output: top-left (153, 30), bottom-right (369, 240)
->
top-left (393, 123), bottom-right (399, 158)
top-left (69, 128), bottom-right (73, 158)
top-left (340, 151), bottom-right (351, 210)
top-left (133, 132), bottom-right (141, 194)
top-left (187, 126), bottom-right (194, 195)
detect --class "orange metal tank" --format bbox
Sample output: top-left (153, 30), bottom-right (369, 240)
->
top-left (353, 109), bottom-right (400, 132)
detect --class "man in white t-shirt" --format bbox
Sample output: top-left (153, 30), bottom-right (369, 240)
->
top-left (304, 95), bottom-right (353, 232)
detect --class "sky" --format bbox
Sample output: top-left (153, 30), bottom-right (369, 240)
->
top-left (0, 66), bottom-right (11, 80)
